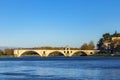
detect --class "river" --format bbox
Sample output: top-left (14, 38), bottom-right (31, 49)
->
top-left (0, 56), bottom-right (120, 80)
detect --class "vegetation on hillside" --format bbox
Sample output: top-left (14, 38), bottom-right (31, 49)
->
top-left (97, 31), bottom-right (120, 54)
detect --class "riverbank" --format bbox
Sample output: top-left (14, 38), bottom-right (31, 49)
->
top-left (93, 53), bottom-right (120, 56)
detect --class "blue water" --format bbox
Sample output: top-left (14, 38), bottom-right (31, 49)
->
top-left (0, 56), bottom-right (120, 80)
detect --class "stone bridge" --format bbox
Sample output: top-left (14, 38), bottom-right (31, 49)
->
top-left (14, 47), bottom-right (99, 57)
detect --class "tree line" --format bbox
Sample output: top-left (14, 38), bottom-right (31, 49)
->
top-left (0, 48), bottom-right (13, 56)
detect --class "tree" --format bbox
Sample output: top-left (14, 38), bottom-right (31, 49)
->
top-left (112, 31), bottom-right (120, 37)
top-left (4, 48), bottom-right (14, 56)
top-left (0, 49), bottom-right (3, 56)
top-left (97, 33), bottom-right (112, 53)
top-left (88, 41), bottom-right (95, 50)
top-left (97, 31), bottom-right (120, 54)
top-left (81, 41), bottom-right (95, 50)
top-left (97, 38), bottom-right (103, 49)
top-left (81, 43), bottom-right (88, 50)
top-left (103, 33), bottom-right (111, 42)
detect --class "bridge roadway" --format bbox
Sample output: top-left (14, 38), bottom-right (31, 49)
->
top-left (14, 47), bottom-right (99, 57)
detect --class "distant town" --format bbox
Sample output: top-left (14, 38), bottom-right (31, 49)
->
top-left (1, 31), bottom-right (120, 57)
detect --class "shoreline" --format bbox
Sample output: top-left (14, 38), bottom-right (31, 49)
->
top-left (1, 54), bottom-right (120, 57)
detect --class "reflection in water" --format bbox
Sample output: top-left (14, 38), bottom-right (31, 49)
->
top-left (0, 56), bottom-right (120, 80)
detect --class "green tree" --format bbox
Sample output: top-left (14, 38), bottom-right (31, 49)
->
top-left (97, 33), bottom-right (112, 53)
top-left (103, 33), bottom-right (111, 42)
top-left (97, 38), bottom-right (107, 53)
top-left (112, 31), bottom-right (120, 37)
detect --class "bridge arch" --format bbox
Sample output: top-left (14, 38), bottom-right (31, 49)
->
top-left (47, 51), bottom-right (65, 57)
top-left (19, 50), bottom-right (42, 57)
top-left (71, 51), bottom-right (88, 56)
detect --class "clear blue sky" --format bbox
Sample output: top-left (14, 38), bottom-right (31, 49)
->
top-left (0, 0), bottom-right (120, 48)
